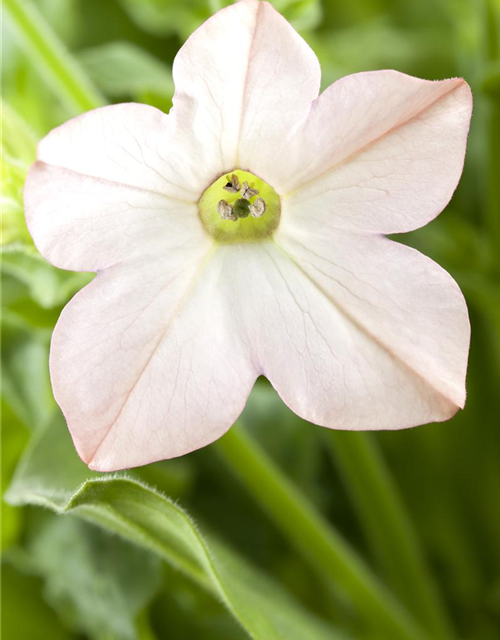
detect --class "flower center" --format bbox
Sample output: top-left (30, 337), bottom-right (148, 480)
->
top-left (198, 170), bottom-right (281, 242)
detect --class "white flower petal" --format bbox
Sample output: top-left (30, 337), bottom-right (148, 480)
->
top-left (171, 0), bottom-right (320, 187)
top-left (25, 162), bottom-right (205, 272)
top-left (216, 240), bottom-right (467, 430)
top-left (282, 72), bottom-right (472, 233)
top-left (50, 247), bottom-right (257, 471)
top-left (35, 103), bottom-right (203, 201)
top-left (276, 226), bottom-right (469, 407)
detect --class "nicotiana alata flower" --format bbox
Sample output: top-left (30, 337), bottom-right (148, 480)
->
top-left (25, 0), bottom-right (472, 471)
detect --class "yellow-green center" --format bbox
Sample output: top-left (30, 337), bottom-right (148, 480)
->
top-left (198, 170), bottom-right (281, 242)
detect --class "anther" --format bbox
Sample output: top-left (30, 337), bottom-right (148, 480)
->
top-left (223, 173), bottom-right (240, 193)
top-left (241, 181), bottom-right (259, 200)
top-left (249, 197), bottom-right (267, 218)
top-left (217, 200), bottom-right (237, 221)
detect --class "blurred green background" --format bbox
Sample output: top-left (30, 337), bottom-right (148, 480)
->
top-left (2, 0), bottom-right (500, 639)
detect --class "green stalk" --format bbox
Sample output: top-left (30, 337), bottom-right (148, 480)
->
top-left (216, 424), bottom-right (428, 640)
top-left (2, 0), bottom-right (105, 114)
top-left (488, 105), bottom-right (500, 245)
top-left (325, 432), bottom-right (454, 639)
top-left (485, 0), bottom-right (500, 254)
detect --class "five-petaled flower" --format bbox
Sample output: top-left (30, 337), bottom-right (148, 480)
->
top-left (25, 0), bottom-right (472, 471)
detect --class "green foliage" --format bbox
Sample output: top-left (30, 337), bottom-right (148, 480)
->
top-left (1, 563), bottom-right (72, 640)
top-left (117, 0), bottom-right (215, 39)
top-left (3, 0), bottom-right (104, 113)
top-left (30, 517), bottom-right (162, 640)
top-left (1, 101), bottom-right (37, 248)
top-left (1, 402), bottom-right (29, 549)
top-left (1, 321), bottom-right (53, 429)
top-left (149, 566), bottom-right (248, 640)
top-left (117, 0), bottom-right (321, 39)
top-left (6, 416), bottom-right (344, 640)
top-left (262, 0), bottom-right (322, 31)
top-left (78, 42), bottom-right (174, 100)
top-left (1, 249), bottom-right (92, 309)
top-left (1, 100), bottom-right (38, 163)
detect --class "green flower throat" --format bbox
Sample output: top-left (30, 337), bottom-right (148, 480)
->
top-left (198, 170), bottom-right (281, 242)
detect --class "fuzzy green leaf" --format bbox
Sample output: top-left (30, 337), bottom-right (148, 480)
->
top-left (6, 416), bottom-right (346, 640)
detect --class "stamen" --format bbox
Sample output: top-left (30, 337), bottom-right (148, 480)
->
top-left (200, 169), bottom-right (280, 240)
top-left (241, 181), bottom-right (259, 200)
top-left (217, 200), bottom-right (237, 221)
top-left (223, 173), bottom-right (241, 193)
top-left (250, 197), bottom-right (267, 218)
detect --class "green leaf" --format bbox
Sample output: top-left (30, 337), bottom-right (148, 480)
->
top-left (0, 100), bottom-right (37, 249)
top-left (1, 193), bottom-right (32, 248)
top-left (118, 0), bottom-right (321, 39)
top-left (30, 517), bottom-right (162, 640)
top-left (1, 562), bottom-right (72, 640)
top-left (6, 416), bottom-right (346, 640)
top-left (1, 325), bottom-right (54, 429)
top-left (1, 248), bottom-right (93, 309)
top-left (117, 0), bottom-right (212, 39)
top-left (1, 99), bottom-right (37, 162)
top-left (1, 401), bottom-right (29, 549)
top-left (78, 42), bottom-right (174, 99)
top-left (271, 0), bottom-right (322, 31)
top-left (150, 566), bottom-right (248, 639)
top-left (480, 59), bottom-right (500, 97)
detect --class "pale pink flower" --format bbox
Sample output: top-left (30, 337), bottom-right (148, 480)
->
top-left (25, 0), bottom-right (472, 471)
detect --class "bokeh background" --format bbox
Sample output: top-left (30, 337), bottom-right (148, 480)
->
top-left (2, 0), bottom-right (500, 639)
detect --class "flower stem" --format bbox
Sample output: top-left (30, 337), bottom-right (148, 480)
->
top-left (324, 431), bottom-right (454, 639)
top-left (216, 423), bottom-right (428, 640)
top-left (2, 0), bottom-right (105, 114)
top-left (485, 0), bottom-right (500, 255)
